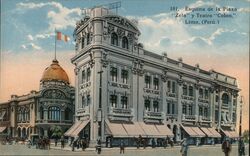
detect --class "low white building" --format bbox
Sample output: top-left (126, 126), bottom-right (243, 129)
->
top-left (66, 7), bottom-right (240, 147)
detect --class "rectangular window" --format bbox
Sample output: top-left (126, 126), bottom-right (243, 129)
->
top-left (183, 84), bottom-right (187, 95)
top-left (215, 110), bottom-right (219, 121)
top-left (167, 81), bottom-right (171, 92)
top-left (87, 95), bottom-right (90, 106)
top-left (172, 103), bottom-right (175, 114)
top-left (81, 37), bottom-right (84, 48)
top-left (205, 89), bottom-right (209, 99)
top-left (199, 88), bottom-right (204, 98)
top-left (199, 107), bottom-right (203, 116)
top-left (87, 68), bottom-right (91, 82)
top-left (82, 96), bottom-right (85, 108)
top-left (110, 95), bottom-right (117, 108)
top-left (82, 70), bottom-right (85, 83)
top-left (215, 95), bottom-right (219, 102)
top-left (167, 103), bottom-right (171, 114)
top-left (153, 101), bottom-right (159, 112)
top-left (182, 105), bottom-right (187, 114)
top-left (232, 112), bottom-right (236, 122)
top-left (172, 81), bottom-right (176, 93)
top-left (145, 75), bottom-right (151, 88)
top-left (121, 96), bottom-right (128, 109)
top-left (189, 86), bottom-right (194, 97)
top-left (145, 100), bottom-right (150, 111)
top-left (110, 67), bottom-right (118, 82)
top-left (121, 69), bottom-right (128, 84)
top-left (153, 78), bottom-right (159, 90)
top-left (188, 105), bottom-right (192, 115)
top-left (204, 107), bottom-right (208, 117)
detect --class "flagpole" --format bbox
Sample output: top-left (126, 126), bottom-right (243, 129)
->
top-left (54, 28), bottom-right (57, 60)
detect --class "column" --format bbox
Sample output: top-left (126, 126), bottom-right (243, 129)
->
top-left (176, 126), bottom-right (181, 142)
top-left (44, 109), bottom-right (48, 121)
top-left (132, 71), bottom-right (138, 121)
top-left (177, 80), bottom-right (183, 122)
top-left (161, 79), bottom-right (167, 116)
top-left (138, 74), bottom-right (145, 121)
top-left (150, 99), bottom-right (153, 112)
top-left (61, 109), bottom-right (65, 122)
top-left (195, 85), bottom-right (199, 122)
top-left (210, 89), bottom-right (215, 125)
top-left (229, 93), bottom-right (234, 123)
top-left (218, 89), bottom-right (222, 129)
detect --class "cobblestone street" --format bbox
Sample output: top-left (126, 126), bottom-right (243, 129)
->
top-left (0, 144), bottom-right (248, 156)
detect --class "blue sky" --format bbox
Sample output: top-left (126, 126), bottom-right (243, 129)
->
top-left (0, 0), bottom-right (249, 130)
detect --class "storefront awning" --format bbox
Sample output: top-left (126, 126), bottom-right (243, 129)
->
top-left (139, 122), bottom-right (164, 138)
top-left (155, 124), bottom-right (174, 137)
top-left (207, 128), bottom-right (221, 138)
top-left (200, 127), bottom-right (214, 137)
top-left (221, 129), bottom-right (239, 138)
top-left (0, 126), bottom-right (6, 133)
top-left (181, 125), bottom-right (205, 137)
top-left (64, 120), bottom-right (89, 137)
top-left (122, 122), bottom-right (146, 137)
top-left (105, 120), bottom-right (128, 137)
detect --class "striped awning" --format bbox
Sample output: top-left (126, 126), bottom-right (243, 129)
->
top-left (181, 125), bottom-right (205, 137)
top-left (0, 126), bottom-right (6, 133)
top-left (221, 129), bottom-right (239, 138)
top-left (64, 120), bottom-right (89, 137)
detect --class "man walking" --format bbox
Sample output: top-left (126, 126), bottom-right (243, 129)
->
top-left (222, 138), bottom-right (232, 156)
top-left (61, 136), bottom-right (65, 149)
top-left (180, 138), bottom-right (188, 156)
top-left (120, 140), bottom-right (125, 154)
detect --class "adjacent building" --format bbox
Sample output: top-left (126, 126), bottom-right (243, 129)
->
top-left (67, 7), bottom-right (240, 146)
top-left (0, 59), bottom-right (75, 139)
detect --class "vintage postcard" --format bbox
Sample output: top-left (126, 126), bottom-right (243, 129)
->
top-left (0, 0), bottom-right (249, 155)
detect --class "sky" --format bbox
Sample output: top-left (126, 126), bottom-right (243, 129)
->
top-left (0, 0), bottom-right (249, 131)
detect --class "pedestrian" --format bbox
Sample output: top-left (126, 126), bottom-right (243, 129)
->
top-left (152, 138), bottom-right (156, 148)
top-left (61, 136), bottom-right (64, 149)
top-left (96, 138), bottom-right (102, 154)
top-left (55, 138), bottom-right (58, 147)
top-left (238, 138), bottom-right (245, 156)
top-left (72, 139), bottom-right (77, 151)
top-left (120, 140), bottom-right (125, 154)
top-left (180, 138), bottom-right (188, 156)
top-left (222, 138), bottom-right (232, 156)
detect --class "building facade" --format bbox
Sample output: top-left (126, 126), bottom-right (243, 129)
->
top-left (68, 7), bottom-right (240, 146)
top-left (0, 59), bottom-right (75, 139)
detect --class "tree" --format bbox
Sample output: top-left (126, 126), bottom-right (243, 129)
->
top-left (243, 130), bottom-right (249, 143)
top-left (50, 125), bottom-right (63, 139)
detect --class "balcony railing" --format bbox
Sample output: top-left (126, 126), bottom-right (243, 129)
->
top-left (36, 119), bottom-right (72, 124)
top-left (166, 92), bottom-right (176, 98)
top-left (109, 82), bottom-right (130, 89)
top-left (198, 98), bottom-right (209, 103)
top-left (182, 114), bottom-right (196, 121)
top-left (198, 115), bottom-right (211, 122)
top-left (144, 111), bottom-right (164, 120)
top-left (166, 114), bottom-right (178, 120)
top-left (109, 107), bottom-right (133, 117)
top-left (143, 88), bottom-right (160, 95)
top-left (182, 95), bottom-right (194, 101)
top-left (80, 82), bottom-right (91, 89)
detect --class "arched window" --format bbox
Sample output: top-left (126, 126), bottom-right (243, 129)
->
top-left (222, 93), bottom-right (229, 104)
top-left (122, 36), bottom-right (128, 49)
top-left (48, 106), bottom-right (61, 121)
top-left (40, 106), bottom-right (44, 120)
top-left (111, 33), bottom-right (118, 46)
top-left (65, 108), bottom-right (71, 120)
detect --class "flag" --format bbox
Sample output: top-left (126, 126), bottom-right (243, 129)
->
top-left (56, 31), bottom-right (70, 42)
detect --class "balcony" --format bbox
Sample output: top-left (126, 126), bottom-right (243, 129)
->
top-left (166, 92), bottom-right (176, 98)
top-left (182, 114), bottom-right (196, 121)
top-left (166, 114), bottom-right (178, 120)
top-left (221, 104), bottom-right (229, 109)
top-left (108, 107), bottom-right (133, 117)
top-left (198, 116), bottom-right (211, 123)
top-left (144, 110), bottom-right (164, 120)
top-left (80, 82), bottom-right (91, 89)
top-left (198, 98), bottom-right (209, 104)
top-left (35, 119), bottom-right (72, 124)
top-left (182, 95), bottom-right (194, 101)
top-left (143, 88), bottom-right (160, 95)
top-left (109, 82), bottom-right (130, 89)
top-left (0, 120), bottom-right (10, 126)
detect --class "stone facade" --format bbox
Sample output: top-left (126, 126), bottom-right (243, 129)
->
top-left (70, 7), bottom-right (239, 146)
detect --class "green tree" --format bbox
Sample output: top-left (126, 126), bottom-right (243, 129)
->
top-left (50, 125), bottom-right (63, 139)
top-left (243, 130), bottom-right (249, 143)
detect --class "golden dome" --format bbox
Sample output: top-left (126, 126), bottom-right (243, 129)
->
top-left (40, 59), bottom-right (69, 84)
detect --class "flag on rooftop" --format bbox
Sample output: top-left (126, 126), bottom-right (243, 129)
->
top-left (56, 31), bottom-right (70, 42)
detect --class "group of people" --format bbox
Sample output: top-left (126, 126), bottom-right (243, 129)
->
top-left (70, 137), bottom-right (89, 151)
top-left (135, 135), bottom-right (174, 149)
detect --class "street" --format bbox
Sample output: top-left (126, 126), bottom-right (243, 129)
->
top-left (0, 144), bottom-right (248, 156)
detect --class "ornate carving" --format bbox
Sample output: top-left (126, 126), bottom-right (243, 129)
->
top-left (161, 69), bottom-right (168, 82)
top-left (108, 25), bottom-right (115, 34)
top-left (43, 90), bottom-right (66, 99)
top-left (74, 67), bottom-right (80, 75)
top-left (106, 17), bottom-right (136, 30)
top-left (117, 28), bottom-right (125, 37)
top-left (101, 52), bottom-right (109, 68)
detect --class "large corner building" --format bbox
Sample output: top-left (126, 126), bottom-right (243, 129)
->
top-left (67, 7), bottom-right (240, 146)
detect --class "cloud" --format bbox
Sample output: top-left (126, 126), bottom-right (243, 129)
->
top-left (21, 43), bottom-right (42, 50)
top-left (17, 2), bottom-right (81, 31)
top-left (30, 43), bottom-right (41, 50)
top-left (27, 34), bottom-right (34, 41)
top-left (21, 45), bottom-right (27, 49)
